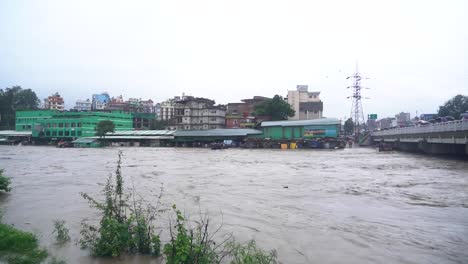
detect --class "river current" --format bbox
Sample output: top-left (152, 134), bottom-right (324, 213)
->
top-left (0, 146), bottom-right (467, 264)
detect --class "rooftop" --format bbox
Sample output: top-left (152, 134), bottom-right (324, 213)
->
top-left (261, 118), bottom-right (340, 127)
top-left (174, 128), bottom-right (262, 137)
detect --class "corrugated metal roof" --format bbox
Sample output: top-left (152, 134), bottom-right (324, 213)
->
top-left (261, 118), bottom-right (340, 127)
top-left (0, 130), bottom-right (32, 136)
top-left (88, 136), bottom-right (174, 140)
top-left (106, 130), bottom-right (176, 136)
top-left (174, 129), bottom-right (262, 137)
top-left (72, 137), bottom-right (98, 143)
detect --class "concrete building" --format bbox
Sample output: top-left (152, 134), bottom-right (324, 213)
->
top-left (174, 96), bottom-right (226, 130)
top-left (44, 92), bottom-right (65, 111)
top-left (74, 99), bottom-right (92, 111)
top-left (287, 85), bottom-right (323, 120)
top-left (395, 112), bottom-right (411, 127)
top-left (92, 93), bottom-right (111, 110)
top-left (226, 96), bottom-right (270, 128)
top-left (159, 96), bottom-right (182, 122)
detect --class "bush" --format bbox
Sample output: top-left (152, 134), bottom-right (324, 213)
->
top-left (79, 151), bottom-right (161, 257)
top-left (228, 240), bottom-right (277, 264)
top-left (52, 220), bottom-right (70, 245)
top-left (0, 169), bottom-right (11, 192)
top-left (163, 205), bottom-right (221, 264)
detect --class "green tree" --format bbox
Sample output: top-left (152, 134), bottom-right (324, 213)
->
top-left (438, 95), bottom-right (468, 119)
top-left (344, 118), bottom-right (354, 135)
top-left (149, 119), bottom-right (168, 130)
top-left (0, 86), bottom-right (40, 130)
top-left (254, 95), bottom-right (295, 121)
top-left (96, 120), bottom-right (115, 138)
top-left (0, 169), bottom-right (11, 192)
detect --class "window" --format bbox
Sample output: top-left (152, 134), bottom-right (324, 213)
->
top-left (71, 122), bottom-right (75, 127)
top-left (47, 123), bottom-right (51, 128)
top-left (46, 131), bottom-right (50, 136)
top-left (58, 131), bottom-right (63, 136)
top-left (77, 123), bottom-right (82, 127)
top-left (65, 123), bottom-right (69, 128)
top-left (77, 131), bottom-right (82, 136)
top-left (71, 131), bottom-right (75, 136)
top-left (52, 131), bottom-right (57, 136)
top-left (59, 123), bottom-right (63, 128)
top-left (53, 123), bottom-right (57, 128)
top-left (65, 131), bottom-right (70, 136)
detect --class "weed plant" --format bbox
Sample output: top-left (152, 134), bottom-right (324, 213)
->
top-left (52, 220), bottom-right (70, 245)
top-left (0, 169), bottom-right (11, 192)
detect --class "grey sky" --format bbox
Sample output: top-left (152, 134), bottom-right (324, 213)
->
top-left (1, 0), bottom-right (467, 120)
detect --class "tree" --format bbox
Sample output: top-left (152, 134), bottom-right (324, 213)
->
top-left (0, 86), bottom-right (40, 130)
top-left (96, 120), bottom-right (115, 138)
top-left (438, 95), bottom-right (468, 119)
top-left (254, 95), bottom-right (295, 121)
top-left (0, 169), bottom-right (11, 192)
top-left (149, 119), bottom-right (168, 130)
top-left (344, 118), bottom-right (354, 136)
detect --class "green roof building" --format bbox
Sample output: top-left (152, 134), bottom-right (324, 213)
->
top-left (260, 118), bottom-right (341, 140)
top-left (16, 110), bottom-right (133, 139)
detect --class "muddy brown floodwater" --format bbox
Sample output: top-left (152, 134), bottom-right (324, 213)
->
top-left (0, 146), bottom-right (467, 264)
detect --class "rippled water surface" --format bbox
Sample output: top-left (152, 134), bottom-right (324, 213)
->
top-left (0, 146), bottom-right (467, 264)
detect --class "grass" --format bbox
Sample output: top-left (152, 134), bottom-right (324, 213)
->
top-left (0, 222), bottom-right (48, 264)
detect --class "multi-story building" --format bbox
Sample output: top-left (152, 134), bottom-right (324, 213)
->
top-left (44, 93), bottom-right (65, 111)
top-left (174, 97), bottom-right (226, 130)
top-left (287, 85), bottom-right (323, 120)
top-left (159, 97), bottom-right (179, 122)
top-left (92, 93), bottom-right (111, 111)
top-left (16, 110), bottom-right (133, 139)
top-left (395, 112), bottom-right (411, 127)
top-left (74, 99), bottom-right (92, 111)
top-left (225, 96), bottom-right (270, 128)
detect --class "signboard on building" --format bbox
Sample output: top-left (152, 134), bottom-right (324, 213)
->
top-left (368, 114), bottom-right (378, 120)
top-left (303, 125), bottom-right (338, 138)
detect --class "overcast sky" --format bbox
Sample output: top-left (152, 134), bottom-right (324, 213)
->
top-left (1, 0), bottom-right (467, 119)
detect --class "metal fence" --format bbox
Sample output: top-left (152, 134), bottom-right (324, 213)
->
top-left (372, 119), bottom-right (468, 136)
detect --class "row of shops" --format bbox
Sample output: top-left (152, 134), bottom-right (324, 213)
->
top-left (2, 113), bottom-right (344, 149)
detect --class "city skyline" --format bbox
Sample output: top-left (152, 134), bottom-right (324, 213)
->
top-left (1, 0), bottom-right (467, 119)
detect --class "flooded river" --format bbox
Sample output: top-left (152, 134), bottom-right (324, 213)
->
top-left (0, 146), bottom-right (467, 264)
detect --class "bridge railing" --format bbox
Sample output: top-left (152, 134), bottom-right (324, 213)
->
top-left (371, 119), bottom-right (468, 136)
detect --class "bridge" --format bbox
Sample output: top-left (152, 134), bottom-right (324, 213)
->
top-left (371, 120), bottom-right (468, 156)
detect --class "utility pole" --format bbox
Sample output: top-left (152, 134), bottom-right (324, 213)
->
top-left (347, 63), bottom-right (368, 140)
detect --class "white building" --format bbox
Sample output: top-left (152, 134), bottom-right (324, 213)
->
top-left (287, 85), bottom-right (323, 120)
top-left (44, 92), bottom-right (65, 111)
top-left (74, 99), bottom-right (92, 111)
top-left (174, 97), bottom-right (226, 130)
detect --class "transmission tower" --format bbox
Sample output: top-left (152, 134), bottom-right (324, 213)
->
top-left (347, 64), bottom-right (367, 138)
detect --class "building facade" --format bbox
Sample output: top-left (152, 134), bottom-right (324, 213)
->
top-left (287, 85), bottom-right (323, 120)
top-left (74, 99), bottom-right (92, 111)
top-left (16, 110), bottom-right (133, 139)
top-left (261, 118), bottom-right (340, 140)
top-left (174, 97), bottom-right (226, 130)
top-left (44, 93), bottom-right (65, 111)
top-left (92, 93), bottom-right (111, 110)
top-left (225, 96), bottom-right (270, 128)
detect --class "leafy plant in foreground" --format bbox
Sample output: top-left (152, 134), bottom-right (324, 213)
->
top-left (0, 222), bottom-right (48, 264)
top-left (228, 240), bottom-right (277, 264)
top-left (79, 151), bottom-right (162, 257)
top-left (52, 220), bottom-right (70, 245)
top-left (0, 169), bottom-right (12, 192)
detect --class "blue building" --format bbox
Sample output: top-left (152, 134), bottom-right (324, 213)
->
top-left (92, 93), bottom-right (111, 110)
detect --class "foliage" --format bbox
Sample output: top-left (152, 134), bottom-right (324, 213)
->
top-left (228, 240), bottom-right (277, 264)
top-left (95, 120), bottom-right (115, 138)
top-left (52, 220), bottom-right (70, 245)
top-left (254, 95), bottom-right (295, 121)
top-left (149, 119), bottom-right (169, 130)
top-left (0, 169), bottom-right (12, 192)
top-left (438, 94), bottom-right (468, 119)
top-left (79, 151), bottom-right (161, 257)
top-left (344, 118), bottom-right (354, 135)
top-left (0, 222), bottom-right (48, 264)
top-left (163, 205), bottom-right (225, 264)
top-left (0, 86), bottom-right (40, 130)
